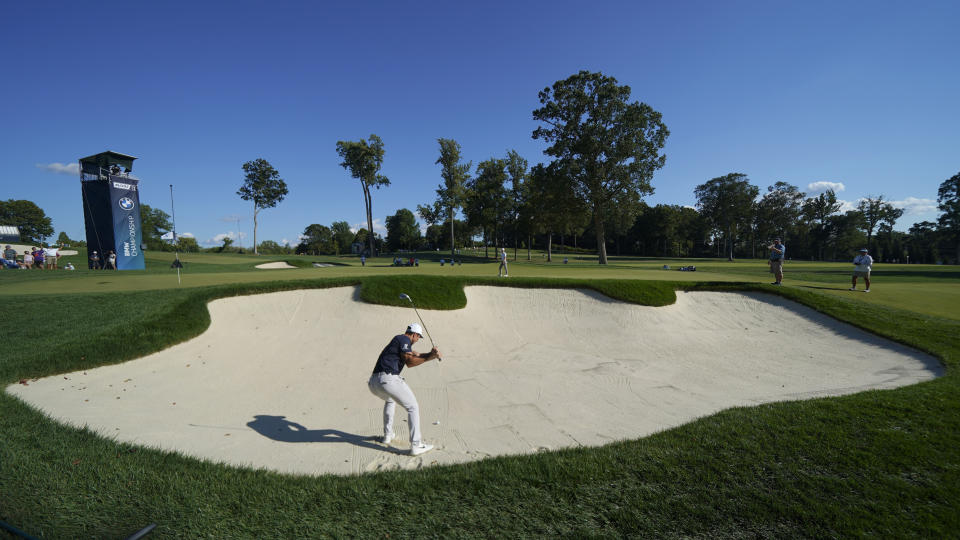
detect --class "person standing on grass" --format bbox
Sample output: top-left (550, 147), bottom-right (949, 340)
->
top-left (22, 250), bottom-right (33, 269)
top-left (89, 250), bottom-right (100, 269)
top-left (850, 248), bottom-right (873, 292)
top-left (367, 323), bottom-right (440, 456)
top-left (498, 247), bottom-right (509, 277)
top-left (767, 238), bottom-right (785, 285)
top-left (33, 247), bottom-right (45, 270)
top-left (106, 250), bottom-right (118, 270)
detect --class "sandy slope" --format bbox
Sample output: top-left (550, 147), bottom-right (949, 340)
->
top-left (7, 287), bottom-right (941, 476)
top-left (255, 261), bottom-right (296, 269)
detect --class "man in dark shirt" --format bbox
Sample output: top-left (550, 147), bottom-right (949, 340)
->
top-left (368, 323), bottom-right (440, 456)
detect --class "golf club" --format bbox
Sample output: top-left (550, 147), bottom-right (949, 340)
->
top-left (399, 293), bottom-right (442, 361)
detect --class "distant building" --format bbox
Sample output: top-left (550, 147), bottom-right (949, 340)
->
top-left (0, 225), bottom-right (20, 243)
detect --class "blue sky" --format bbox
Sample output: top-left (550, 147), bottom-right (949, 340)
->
top-left (2, 1), bottom-right (957, 247)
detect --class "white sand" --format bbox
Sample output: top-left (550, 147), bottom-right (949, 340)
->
top-left (7, 287), bottom-right (941, 476)
top-left (255, 261), bottom-right (296, 269)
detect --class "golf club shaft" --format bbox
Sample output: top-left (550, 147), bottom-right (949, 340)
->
top-left (404, 296), bottom-right (442, 362)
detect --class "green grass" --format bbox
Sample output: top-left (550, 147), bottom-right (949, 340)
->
top-left (1, 254), bottom-right (959, 537)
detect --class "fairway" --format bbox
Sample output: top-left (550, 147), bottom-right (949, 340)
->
top-left (1, 253), bottom-right (958, 537)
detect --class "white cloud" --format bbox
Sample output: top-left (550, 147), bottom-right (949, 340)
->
top-left (889, 197), bottom-right (937, 215)
top-left (160, 231), bottom-right (195, 241)
top-left (36, 162), bottom-right (80, 175)
top-left (351, 219), bottom-right (386, 235)
top-left (203, 231), bottom-right (245, 246)
top-left (837, 199), bottom-right (858, 213)
top-left (280, 238), bottom-right (290, 246)
top-left (807, 181), bottom-right (845, 194)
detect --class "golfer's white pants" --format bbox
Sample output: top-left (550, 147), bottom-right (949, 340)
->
top-left (499, 261), bottom-right (508, 276)
top-left (368, 373), bottom-right (422, 444)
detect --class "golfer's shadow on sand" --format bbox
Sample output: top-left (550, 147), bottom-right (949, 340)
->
top-left (247, 415), bottom-right (403, 454)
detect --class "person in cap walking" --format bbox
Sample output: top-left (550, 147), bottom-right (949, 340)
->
top-left (368, 323), bottom-right (440, 456)
top-left (498, 247), bottom-right (508, 277)
top-left (850, 248), bottom-right (873, 292)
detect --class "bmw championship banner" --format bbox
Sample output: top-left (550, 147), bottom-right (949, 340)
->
top-left (107, 175), bottom-right (145, 270)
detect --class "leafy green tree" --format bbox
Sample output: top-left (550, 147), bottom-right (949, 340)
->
top-left (523, 163), bottom-right (587, 261)
top-left (907, 221), bottom-right (940, 264)
top-left (297, 224), bottom-right (334, 255)
top-left (505, 150), bottom-right (529, 258)
top-left (464, 158), bottom-right (510, 258)
top-left (0, 199), bottom-right (53, 244)
top-left (138, 204), bottom-right (173, 251)
top-left (802, 189), bottom-right (843, 260)
top-left (337, 135), bottom-right (389, 257)
top-left (857, 195), bottom-right (902, 254)
top-left (330, 221), bottom-right (353, 256)
top-left (257, 240), bottom-right (289, 255)
top-left (220, 236), bottom-right (234, 252)
top-left (431, 138), bottom-right (470, 259)
top-left (694, 173), bottom-right (759, 260)
top-left (385, 208), bottom-right (421, 251)
top-left (753, 182), bottom-right (805, 257)
top-left (238, 159), bottom-right (288, 255)
top-left (177, 236), bottom-right (200, 253)
top-left (56, 231), bottom-right (74, 246)
top-left (825, 211), bottom-right (867, 259)
top-left (937, 171), bottom-right (960, 263)
top-left (532, 70), bottom-right (669, 264)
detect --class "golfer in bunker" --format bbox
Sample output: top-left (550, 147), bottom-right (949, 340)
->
top-left (368, 323), bottom-right (441, 456)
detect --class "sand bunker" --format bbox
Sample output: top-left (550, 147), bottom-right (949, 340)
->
top-left (7, 287), bottom-right (941, 476)
top-left (255, 261), bottom-right (296, 269)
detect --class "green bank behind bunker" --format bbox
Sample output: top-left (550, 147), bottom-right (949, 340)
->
top-left (1, 251), bottom-right (959, 537)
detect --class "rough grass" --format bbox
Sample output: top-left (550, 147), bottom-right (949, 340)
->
top-left (1, 271), bottom-right (958, 537)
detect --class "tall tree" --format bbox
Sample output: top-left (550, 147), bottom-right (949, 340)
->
top-left (297, 224), bottom-right (333, 255)
top-left (937, 171), bottom-right (960, 263)
top-left (385, 208), bottom-right (421, 251)
top-left (0, 199), bottom-right (53, 244)
top-left (464, 158), bottom-right (510, 258)
top-left (754, 182), bottom-right (805, 257)
top-left (505, 150), bottom-right (529, 259)
top-left (525, 163), bottom-right (586, 261)
top-left (694, 173), bottom-right (759, 261)
top-left (237, 159), bottom-right (288, 255)
top-left (802, 189), bottom-right (843, 260)
top-left (331, 221), bottom-right (354, 256)
top-left (337, 134), bottom-right (389, 257)
top-left (532, 70), bottom-right (669, 264)
top-left (857, 195), bottom-right (901, 253)
top-left (432, 139), bottom-right (471, 260)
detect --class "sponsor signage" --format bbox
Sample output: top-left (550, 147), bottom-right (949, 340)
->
top-left (107, 175), bottom-right (145, 270)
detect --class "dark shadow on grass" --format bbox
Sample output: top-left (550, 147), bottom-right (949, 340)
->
top-left (247, 414), bottom-right (402, 453)
top-left (798, 285), bottom-right (855, 292)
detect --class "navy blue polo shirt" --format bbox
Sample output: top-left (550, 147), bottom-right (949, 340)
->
top-left (372, 334), bottom-right (413, 375)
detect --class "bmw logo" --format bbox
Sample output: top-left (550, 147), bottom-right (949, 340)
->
top-left (118, 197), bottom-right (135, 211)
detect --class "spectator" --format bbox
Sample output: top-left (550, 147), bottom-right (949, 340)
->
top-left (850, 248), bottom-right (873, 292)
top-left (106, 250), bottom-right (118, 270)
top-left (89, 250), bottom-right (101, 269)
top-left (2, 245), bottom-right (18, 269)
top-left (44, 244), bottom-right (60, 270)
top-left (23, 250), bottom-right (34, 269)
top-left (33, 247), bottom-right (45, 270)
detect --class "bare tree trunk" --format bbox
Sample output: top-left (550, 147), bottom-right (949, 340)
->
top-left (527, 234), bottom-right (532, 261)
top-left (594, 211), bottom-right (608, 264)
top-left (253, 203), bottom-right (259, 255)
top-left (363, 184), bottom-right (375, 257)
top-left (546, 231), bottom-right (552, 262)
top-left (449, 207), bottom-right (455, 260)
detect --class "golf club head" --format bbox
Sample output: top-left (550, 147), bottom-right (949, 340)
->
top-left (399, 293), bottom-right (411, 302)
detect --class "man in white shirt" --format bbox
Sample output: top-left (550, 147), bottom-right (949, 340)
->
top-left (850, 248), bottom-right (873, 292)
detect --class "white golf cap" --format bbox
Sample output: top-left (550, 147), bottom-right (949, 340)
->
top-left (406, 323), bottom-right (424, 337)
